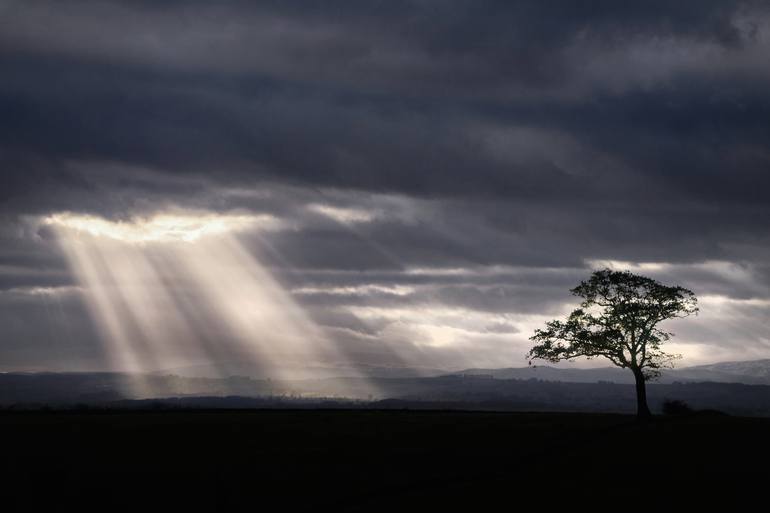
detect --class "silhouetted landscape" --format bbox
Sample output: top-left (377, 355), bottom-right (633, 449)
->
top-left (3, 358), bottom-right (770, 416)
top-left (6, 360), bottom-right (769, 506)
top-left (4, 408), bottom-right (769, 508)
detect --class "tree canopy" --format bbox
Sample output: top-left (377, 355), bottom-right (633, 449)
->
top-left (528, 268), bottom-right (698, 417)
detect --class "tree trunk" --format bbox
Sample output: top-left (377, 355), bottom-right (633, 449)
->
top-left (632, 367), bottom-right (652, 420)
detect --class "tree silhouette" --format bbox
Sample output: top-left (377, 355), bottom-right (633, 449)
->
top-left (528, 269), bottom-right (698, 419)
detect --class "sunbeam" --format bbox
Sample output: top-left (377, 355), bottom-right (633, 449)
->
top-left (44, 211), bottom-right (380, 398)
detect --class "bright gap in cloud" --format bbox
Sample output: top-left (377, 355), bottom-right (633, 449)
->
top-left (585, 259), bottom-right (672, 272)
top-left (43, 211), bottom-right (280, 243)
top-left (307, 203), bottom-right (376, 224)
top-left (292, 284), bottom-right (416, 296)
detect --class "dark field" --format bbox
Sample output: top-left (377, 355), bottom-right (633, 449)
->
top-left (3, 410), bottom-right (768, 509)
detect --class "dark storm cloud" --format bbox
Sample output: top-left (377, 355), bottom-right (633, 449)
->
top-left (2, 0), bottom-right (769, 204)
top-left (2, 0), bottom-right (770, 369)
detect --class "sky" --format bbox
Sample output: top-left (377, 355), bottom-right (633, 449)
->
top-left (1, 0), bottom-right (769, 375)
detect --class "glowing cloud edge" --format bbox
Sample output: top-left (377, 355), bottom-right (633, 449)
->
top-left (43, 211), bottom-right (283, 243)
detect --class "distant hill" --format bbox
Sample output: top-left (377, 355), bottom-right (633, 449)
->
top-left (674, 359), bottom-right (770, 383)
top-left (453, 359), bottom-right (770, 385)
top-left (2, 364), bottom-right (770, 416)
top-left (149, 358), bottom-right (770, 385)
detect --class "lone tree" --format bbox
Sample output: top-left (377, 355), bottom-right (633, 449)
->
top-left (527, 268), bottom-right (698, 419)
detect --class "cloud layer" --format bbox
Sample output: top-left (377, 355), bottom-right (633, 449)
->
top-left (2, 1), bottom-right (770, 372)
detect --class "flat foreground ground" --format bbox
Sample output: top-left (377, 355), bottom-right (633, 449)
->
top-left (2, 410), bottom-right (767, 509)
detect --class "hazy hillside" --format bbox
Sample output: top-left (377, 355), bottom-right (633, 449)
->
top-left (2, 369), bottom-right (770, 416)
top-left (455, 359), bottom-right (770, 385)
top-left (149, 358), bottom-right (770, 385)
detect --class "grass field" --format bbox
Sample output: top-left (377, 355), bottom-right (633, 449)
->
top-left (2, 409), bottom-right (767, 509)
